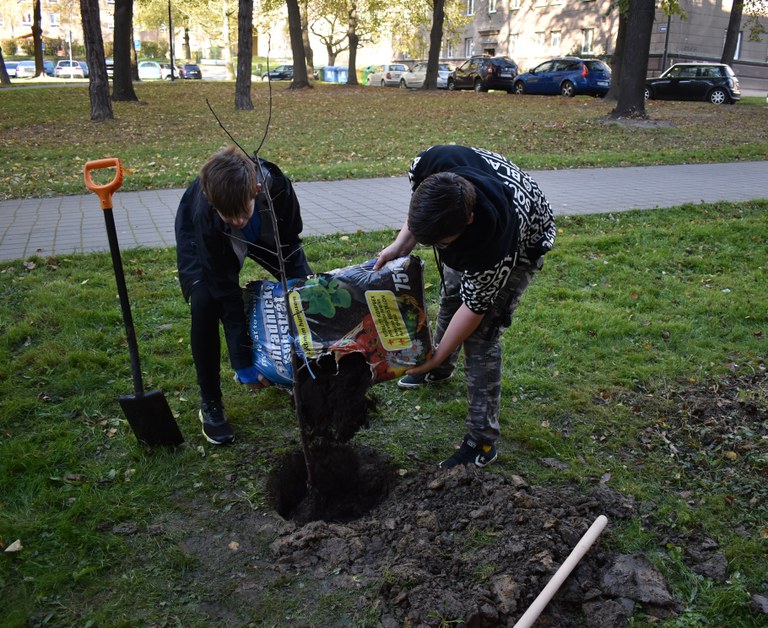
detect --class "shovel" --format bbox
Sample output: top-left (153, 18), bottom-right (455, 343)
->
top-left (84, 158), bottom-right (184, 447)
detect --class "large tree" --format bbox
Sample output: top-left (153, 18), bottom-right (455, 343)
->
top-left (112, 0), bottom-right (139, 101)
top-left (286, 0), bottom-right (311, 88)
top-left (610, 0), bottom-right (655, 119)
top-left (235, 0), bottom-right (254, 109)
top-left (300, 0), bottom-right (316, 78)
top-left (80, 0), bottom-right (113, 120)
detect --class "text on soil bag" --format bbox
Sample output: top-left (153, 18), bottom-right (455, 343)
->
top-left (365, 290), bottom-right (411, 351)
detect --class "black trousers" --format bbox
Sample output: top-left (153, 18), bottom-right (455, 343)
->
top-left (189, 246), bottom-right (312, 403)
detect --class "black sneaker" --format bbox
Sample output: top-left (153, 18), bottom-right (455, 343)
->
top-left (439, 434), bottom-right (497, 469)
top-left (397, 371), bottom-right (453, 390)
top-left (199, 399), bottom-right (235, 445)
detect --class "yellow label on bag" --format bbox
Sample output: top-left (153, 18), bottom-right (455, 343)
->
top-left (288, 291), bottom-right (315, 355)
top-left (365, 290), bottom-right (411, 351)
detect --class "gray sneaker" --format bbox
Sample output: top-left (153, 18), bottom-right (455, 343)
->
top-left (397, 371), bottom-right (453, 390)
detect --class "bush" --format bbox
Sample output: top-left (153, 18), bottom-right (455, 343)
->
top-left (19, 39), bottom-right (34, 56)
top-left (139, 40), bottom-right (168, 59)
top-left (1, 39), bottom-right (16, 57)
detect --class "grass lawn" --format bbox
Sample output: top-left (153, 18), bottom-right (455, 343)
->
top-left (1, 81), bottom-right (767, 200)
top-left (1, 82), bottom-right (767, 625)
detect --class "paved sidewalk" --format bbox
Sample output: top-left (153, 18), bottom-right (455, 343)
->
top-left (1, 161), bottom-right (766, 262)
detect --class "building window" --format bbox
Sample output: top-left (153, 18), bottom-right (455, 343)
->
top-left (465, 38), bottom-right (474, 57)
top-left (581, 28), bottom-right (594, 54)
top-left (22, 12), bottom-right (33, 25)
top-left (442, 41), bottom-right (455, 58)
top-left (535, 31), bottom-right (546, 48)
top-left (551, 30), bottom-right (561, 51)
top-left (489, 0), bottom-right (497, 13)
top-left (509, 33), bottom-right (519, 53)
top-left (511, 0), bottom-right (521, 9)
top-left (466, 0), bottom-right (475, 15)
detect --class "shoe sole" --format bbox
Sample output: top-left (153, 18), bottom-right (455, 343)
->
top-left (199, 410), bottom-right (235, 445)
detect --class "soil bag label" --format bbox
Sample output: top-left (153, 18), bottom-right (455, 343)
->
top-left (245, 256), bottom-right (432, 386)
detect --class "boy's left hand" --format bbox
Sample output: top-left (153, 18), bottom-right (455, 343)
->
top-left (235, 366), bottom-right (271, 389)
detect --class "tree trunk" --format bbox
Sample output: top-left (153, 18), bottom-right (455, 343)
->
top-left (235, 0), bottom-right (254, 110)
top-left (184, 27), bottom-right (191, 60)
top-left (112, 0), bottom-right (138, 101)
top-left (424, 0), bottom-right (446, 90)
top-left (326, 46), bottom-right (336, 67)
top-left (300, 0), bottom-right (315, 79)
top-left (33, 0), bottom-right (44, 77)
top-left (80, 0), bottom-right (113, 121)
top-left (286, 0), bottom-right (311, 88)
top-left (610, 0), bottom-right (654, 120)
top-left (0, 48), bottom-right (11, 85)
top-left (346, 3), bottom-right (359, 86)
top-left (605, 8), bottom-right (627, 102)
top-left (721, 0), bottom-right (743, 65)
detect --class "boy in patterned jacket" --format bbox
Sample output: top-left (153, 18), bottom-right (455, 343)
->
top-left (374, 145), bottom-right (555, 469)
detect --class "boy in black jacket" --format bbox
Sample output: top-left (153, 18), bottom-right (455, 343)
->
top-left (175, 146), bottom-right (311, 444)
top-left (374, 145), bottom-right (555, 469)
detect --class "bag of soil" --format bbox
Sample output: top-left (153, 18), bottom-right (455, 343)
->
top-left (244, 255), bottom-right (433, 387)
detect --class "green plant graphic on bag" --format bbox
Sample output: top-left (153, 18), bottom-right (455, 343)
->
top-left (299, 276), bottom-right (352, 318)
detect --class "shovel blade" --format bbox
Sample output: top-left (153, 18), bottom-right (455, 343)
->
top-left (118, 389), bottom-right (184, 447)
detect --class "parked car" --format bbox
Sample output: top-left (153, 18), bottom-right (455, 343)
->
top-left (366, 63), bottom-right (409, 87)
top-left (105, 58), bottom-right (113, 78)
top-left (177, 63), bottom-right (202, 79)
top-left (138, 60), bottom-right (162, 80)
top-left (160, 63), bottom-right (174, 79)
top-left (14, 60), bottom-right (40, 78)
top-left (43, 60), bottom-right (55, 76)
top-left (54, 60), bottom-right (85, 78)
top-left (447, 55), bottom-right (518, 92)
top-left (644, 62), bottom-right (740, 104)
top-left (513, 57), bottom-right (611, 97)
top-left (4, 60), bottom-right (18, 77)
top-left (262, 65), bottom-right (293, 81)
top-left (400, 62), bottom-right (453, 89)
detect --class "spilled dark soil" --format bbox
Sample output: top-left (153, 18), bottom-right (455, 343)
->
top-left (119, 370), bottom-right (766, 626)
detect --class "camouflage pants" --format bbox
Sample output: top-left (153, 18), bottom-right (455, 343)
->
top-left (430, 260), bottom-right (541, 444)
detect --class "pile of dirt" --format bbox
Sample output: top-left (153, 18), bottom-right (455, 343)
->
top-left (157, 370), bottom-right (766, 625)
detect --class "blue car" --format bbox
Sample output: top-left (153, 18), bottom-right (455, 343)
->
top-left (513, 57), bottom-right (611, 97)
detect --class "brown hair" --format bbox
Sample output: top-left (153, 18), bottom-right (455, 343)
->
top-left (199, 146), bottom-right (260, 219)
top-left (408, 172), bottom-right (476, 245)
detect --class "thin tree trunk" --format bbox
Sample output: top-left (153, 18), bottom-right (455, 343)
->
top-left (346, 3), bottom-right (359, 86)
top-left (424, 0), bottom-right (446, 90)
top-left (33, 0), bottom-right (44, 77)
top-left (0, 48), bottom-right (11, 85)
top-left (721, 0), bottom-right (743, 65)
top-left (235, 0), bottom-right (254, 110)
top-left (300, 0), bottom-right (315, 79)
top-left (286, 0), bottom-right (310, 88)
top-left (112, 0), bottom-right (138, 101)
top-left (80, 0), bottom-right (113, 121)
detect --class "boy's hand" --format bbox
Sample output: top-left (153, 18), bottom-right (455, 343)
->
top-left (234, 366), bottom-right (271, 389)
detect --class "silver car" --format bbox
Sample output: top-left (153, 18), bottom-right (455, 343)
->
top-left (366, 63), bottom-right (409, 87)
top-left (399, 62), bottom-right (452, 89)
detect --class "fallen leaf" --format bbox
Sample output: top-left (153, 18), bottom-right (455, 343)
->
top-left (724, 450), bottom-right (739, 461)
top-left (5, 539), bottom-right (23, 553)
top-left (228, 541), bottom-right (240, 551)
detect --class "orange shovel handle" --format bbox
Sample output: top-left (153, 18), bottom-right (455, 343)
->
top-left (84, 158), bottom-right (123, 210)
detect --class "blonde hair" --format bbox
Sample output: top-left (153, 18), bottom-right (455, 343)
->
top-left (200, 146), bottom-right (260, 219)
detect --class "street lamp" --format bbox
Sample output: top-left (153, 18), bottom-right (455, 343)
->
top-left (168, 0), bottom-right (176, 80)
